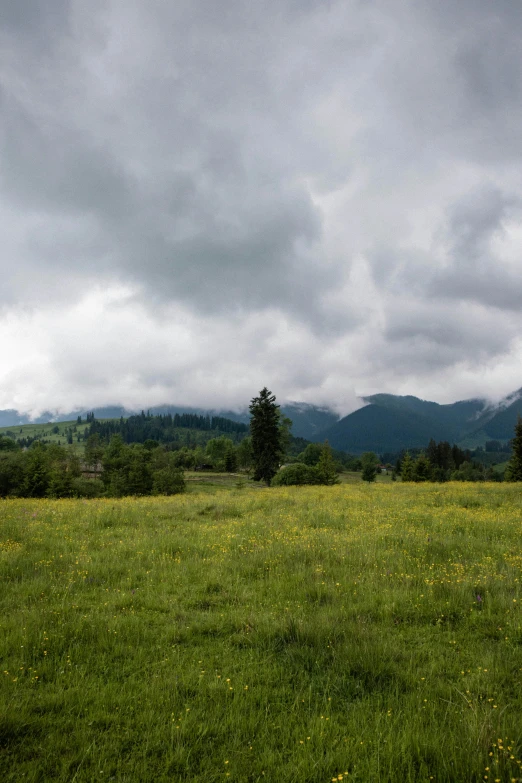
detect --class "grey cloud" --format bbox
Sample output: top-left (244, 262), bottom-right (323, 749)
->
top-left (2, 0), bottom-right (71, 45)
top-left (1, 0), bottom-right (522, 411)
top-left (447, 187), bottom-right (518, 258)
top-left (0, 0), bottom-right (335, 316)
top-left (2, 97), bottom-right (133, 219)
top-left (367, 0), bottom-right (522, 167)
top-left (428, 186), bottom-right (522, 310)
top-left (385, 304), bottom-right (517, 365)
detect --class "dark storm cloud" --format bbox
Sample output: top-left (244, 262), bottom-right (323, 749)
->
top-left (1, 0), bottom-right (338, 316)
top-left (1, 0), bottom-right (522, 411)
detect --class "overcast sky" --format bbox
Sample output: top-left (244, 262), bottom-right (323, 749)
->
top-left (1, 0), bottom-right (522, 417)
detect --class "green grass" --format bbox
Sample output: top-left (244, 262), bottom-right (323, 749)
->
top-left (1, 484), bottom-right (522, 782)
top-left (184, 471), bottom-right (263, 493)
top-left (339, 470), bottom-right (393, 484)
top-left (0, 420), bottom-right (91, 454)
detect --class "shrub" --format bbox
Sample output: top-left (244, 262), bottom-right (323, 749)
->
top-left (152, 466), bottom-right (186, 495)
top-left (71, 477), bottom-right (105, 498)
top-left (271, 463), bottom-right (321, 486)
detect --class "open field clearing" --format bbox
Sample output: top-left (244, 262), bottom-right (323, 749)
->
top-left (182, 470), bottom-right (393, 494)
top-left (1, 484), bottom-right (522, 782)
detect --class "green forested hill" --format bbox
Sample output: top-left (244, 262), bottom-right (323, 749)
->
top-left (320, 404), bottom-right (450, 454)
top-left (471, 395), bottom-right (522, 440)
top-left (319, 390), bottom-right (522, 453)
top-left (0, 413), bottom-right (249, 453)
top-left (0, 402), bottom-right (340, 443)
top-left (2, 387), bottom-right (522, 456)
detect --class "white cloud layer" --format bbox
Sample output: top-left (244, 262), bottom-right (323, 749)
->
top-left (1, 0), bottom-right (522, 416)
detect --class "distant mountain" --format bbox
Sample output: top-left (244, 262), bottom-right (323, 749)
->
top-left (0, 404), bottom-right (240, 428)
top-left (280, 402), bottom-right (339, 440)
top-left (0, 401), bottom-right (339, 444)
top-left (319, 404), bottom-right (452, 454)
top-left (318, 390), bottom-right (522, 454)
top-left (0, 409), bottom-right (30, 427)
top-left (467, 388), bottom-right (522, 442)
top-left (2, 388), bottom-right (521, 454)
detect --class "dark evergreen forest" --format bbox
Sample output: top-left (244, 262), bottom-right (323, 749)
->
top-left (86, 411), bottom-right (248, 444)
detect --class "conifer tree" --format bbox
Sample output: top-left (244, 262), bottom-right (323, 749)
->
top-left (400, 451), bottom-right (414, 482)
top-left (249, 388), bottom-right (283, 485)
top-left (361, 452), bottom-right (378, 483)
top-left (413, 453), bottom-right (431, 482)
top-left (505, 416), bottom-right (522, 481)
top-left (224, 444), bottom-right (238, 473)
top-left (317, 440), bottom-right (339, 485)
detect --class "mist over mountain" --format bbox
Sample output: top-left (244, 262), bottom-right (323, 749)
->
top-left (463, 388), bottom-right (522, 444)
top-left (321, 389), bottom-right (522, 453)
top-left (0, 401), bottom-right (340, 444)
top-left (1, 388), bottom-right (521, 454)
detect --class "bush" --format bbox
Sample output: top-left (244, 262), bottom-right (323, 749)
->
top-left (271, 463), bottom-right (321, 486)
top-left (71, 478), bottom-right (105, 498)
top-left (451, 462), bottom-right (485, 482)
top-left (152, 466), bottom-right (186, 495)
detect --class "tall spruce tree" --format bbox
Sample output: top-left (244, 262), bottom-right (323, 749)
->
top-left (505, 416), bottom-right (522, 481)
top-left (249, 388), bottom-right (283, 485)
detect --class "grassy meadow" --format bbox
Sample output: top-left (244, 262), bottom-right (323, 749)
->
top-left (1, 483), bottom-right (522, 782)
top-left (0, 420), bottom-right (92, 454)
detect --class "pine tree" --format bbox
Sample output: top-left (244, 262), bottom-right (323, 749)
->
top-left (317, 440), bottom-right (339, 485)
top-left (505, 416), bottom-right (522, 481)
top-left (426, 438), bottom-right (438, 467)
top-left (224, 445), bottom-right (238, 473)
top-left (413, 453), bottom-right (431, 482)
top-left (400, 452), bottom-right (414, 482)
top-left (249, 388), bottom-right (283, 485)
top-left (361, 452), bottom-right (378, 483)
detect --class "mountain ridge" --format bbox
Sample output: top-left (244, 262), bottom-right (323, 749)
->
top-left (0, 402), bottom-right (340, 443)
top-left (322, 388), bottom-right (522, 453)
top-left (1, 387), bottom-right (521, 453)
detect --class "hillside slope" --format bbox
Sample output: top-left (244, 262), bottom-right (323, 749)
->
top-left (2, 387), bottom-right (521, 455)
top-left (318, 392), bottom-right (522, 453)
top-left (469, 388), bottom-right (522, 441)
top-left (320, 404), bottom-right (452, 454)
top-left (0, 402), bottom-right (339, 444)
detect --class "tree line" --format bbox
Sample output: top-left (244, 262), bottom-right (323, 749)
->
top-left (394, 422), bottom-right (522, 482)
top-left (5, 411), bottom-right (249, 451)
top-left (85, 411), bottom-right (248, 444)
top-left (0, 436), bottom-right (185, 499)
top-left (1, 388), bottom-right (521, 496)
